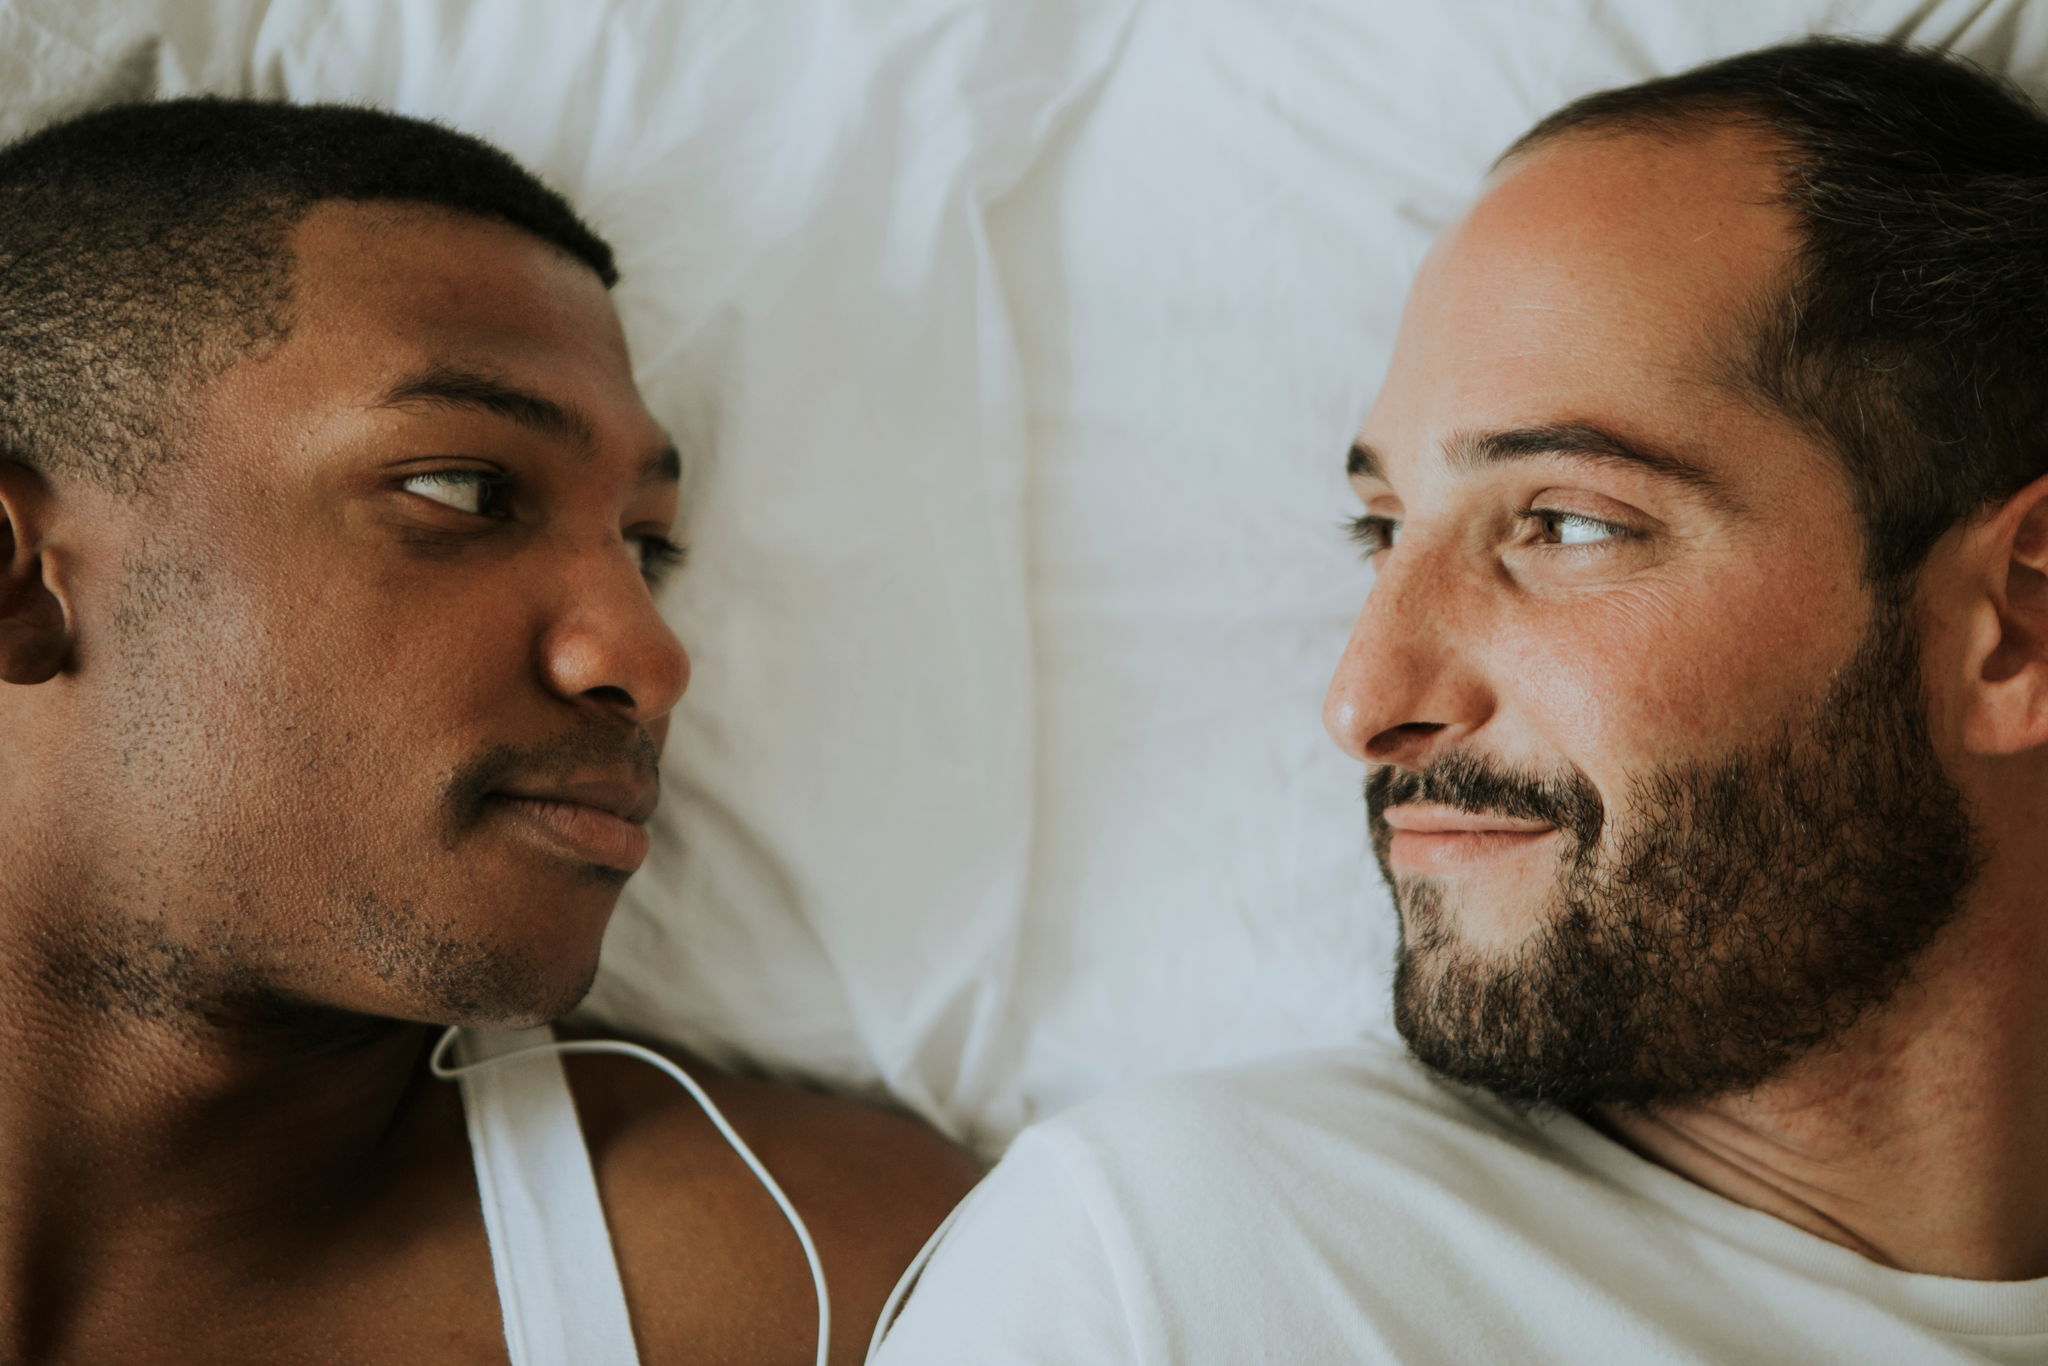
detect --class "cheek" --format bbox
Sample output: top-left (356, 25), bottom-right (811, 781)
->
top-left (1499, 559), bottom-right (1870, 776)
top-left (99, 553), bottom-right (530, 865)
top-left (250, 567), bottom-right (537, 779)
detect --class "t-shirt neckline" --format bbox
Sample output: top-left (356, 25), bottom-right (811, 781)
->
top-left (1518, 1099), bottom-right (2048, 1339)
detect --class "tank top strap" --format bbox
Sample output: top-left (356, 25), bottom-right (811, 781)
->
top-left (456, 1025), bottom-right (641, 1366)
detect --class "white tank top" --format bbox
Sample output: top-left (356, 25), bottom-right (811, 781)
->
top-left (454, 1026), bottom-right (641, 1366)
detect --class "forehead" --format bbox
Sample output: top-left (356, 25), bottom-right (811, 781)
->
top-left (289, 200), bottom-right (626, 365)
top-left (188, 200), bottom-right (660, 458)
top-left (1361, 126), bottom-right (1807, 485)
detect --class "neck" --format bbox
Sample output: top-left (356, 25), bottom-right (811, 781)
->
top-left (1595, 846), bottom-right (2048, 1281)
top-left (0, 878), bottom-right (444, 1319)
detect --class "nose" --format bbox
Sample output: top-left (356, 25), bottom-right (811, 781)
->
top-left (538, 546), bottom-right (690, 727)
top-left (1322, 545), bottom-right (1491, 770)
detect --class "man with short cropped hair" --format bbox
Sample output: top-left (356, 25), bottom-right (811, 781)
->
top-left (0, 98), bottom-right (976, 1365)
top-left (877, 38), bottom-right (2048, 1363)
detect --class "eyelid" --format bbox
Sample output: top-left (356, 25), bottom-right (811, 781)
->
top-left (398, 466), bottom-right (512, 513)
top-left (636, 533), bottom-right (686, 574)
top-left (642, 537), bottom-right (685, 559)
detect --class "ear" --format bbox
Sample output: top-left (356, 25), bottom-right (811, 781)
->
top-left (0, 460), bottom-right (70, 685)
top-left (1960, 470), bottom-right (2048, 756)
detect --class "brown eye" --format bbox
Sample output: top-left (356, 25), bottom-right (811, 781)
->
top-left (1522, 509), bottom-right (1632, 546)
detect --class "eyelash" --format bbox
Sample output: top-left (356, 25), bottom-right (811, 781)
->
top-left (402, 469), bottom-right (687, 583)
top-left (636, 535), bottom-right (688, 584)
top-left (1345, 513), bottom-right (1398, 556)
top-left (1343, 509), bottom-right (1637, 556)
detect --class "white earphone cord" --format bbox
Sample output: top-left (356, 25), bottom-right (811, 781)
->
top-left (862, 1182), bottom-right (975, 1362)
top-left (430, 1028), bottom-right (832, 1366)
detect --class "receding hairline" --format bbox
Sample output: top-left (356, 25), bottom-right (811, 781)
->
top-left (1470, 117), bottom-right (1812, 415)
top-left (1452, 38), bottom-right (2048, 587)
top-left (1493, 116), bottom-right (1860, 466)
top-left (1491, 100), bottom-right (1797, 186)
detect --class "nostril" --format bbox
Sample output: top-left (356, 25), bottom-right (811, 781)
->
top-left (1366, 720), bottom-right (1446, 763)
top-left (585, 684), bottom-right (636, 711)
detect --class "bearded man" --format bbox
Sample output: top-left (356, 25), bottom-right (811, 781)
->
top-left (876, 37), bottom-right (2048, 1364)
top-left (0, 98), bottom-right (978, 1365)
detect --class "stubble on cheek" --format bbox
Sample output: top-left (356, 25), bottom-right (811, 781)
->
top-left (74, 536), bottom-right (625, 1029)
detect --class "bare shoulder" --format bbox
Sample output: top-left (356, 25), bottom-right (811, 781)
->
top-left (557, 1029), bottom-right (983, 1366)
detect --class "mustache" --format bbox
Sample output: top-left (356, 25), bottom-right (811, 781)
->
top-left (1367, 751), bottom-right (1604, 848)
top-left (441, 721), bottom-right (662, 841)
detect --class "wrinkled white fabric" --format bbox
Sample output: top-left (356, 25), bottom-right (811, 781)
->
top-left (6, 0), bottom-right (2047, 1151)
top-left (151, 0), bottom-right (1138, 1153)
top-left (877, 1041), bottom-right (2048, 1365)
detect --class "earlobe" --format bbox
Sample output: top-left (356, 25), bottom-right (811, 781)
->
top-left (0, 461), bottom-right (70, 686)
top-left (1962, 473), bottom-right (2048, 756)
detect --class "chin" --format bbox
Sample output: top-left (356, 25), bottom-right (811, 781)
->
top-left (337, 883), bottom-right (610, 1030)
top-left (416, 953), bottom-right (602, 1032)
top-left (1399, 876), bottom-right (1548, 957)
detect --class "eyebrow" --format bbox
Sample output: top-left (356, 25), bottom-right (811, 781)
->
top-left (1348, 422), bottom-right (1737, 510)
top-left (377, 365), bottom-right (680, 485)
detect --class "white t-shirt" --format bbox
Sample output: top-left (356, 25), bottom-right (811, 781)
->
top-left (875, 1037), bottom-right (2048, 1365)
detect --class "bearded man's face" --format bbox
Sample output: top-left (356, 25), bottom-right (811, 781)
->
top-left (1326, 128), bottom-right (1983, 1110)
top-left (1371, 592), bottom-right (1978, 1109)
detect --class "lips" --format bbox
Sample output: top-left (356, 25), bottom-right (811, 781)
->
top-left (495, 776), bottom-right (658, 826)
top-left (1381, 804), bottom-right (1558, 874)
top-left (487, 775), bottom-right (658, 872)
top-left (1381, 804), bottom-right (1556, 836)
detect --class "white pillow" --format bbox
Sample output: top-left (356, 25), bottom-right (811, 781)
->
top-left (158, 0), bottom-right (1133, 1149)
top-left (977, 0), bottom-right (2048, 1130)
top-left (0, 0), bottom-right (170, 141)
top-left (22, 0), bottom-right (2035, 1153)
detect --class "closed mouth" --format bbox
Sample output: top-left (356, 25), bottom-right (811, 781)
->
top-left (1381, 804), bottom-right (1557, 837)
top-left (485, 776), bottom-right (657, 872)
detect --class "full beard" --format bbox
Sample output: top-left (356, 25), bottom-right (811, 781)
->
top-left (1376, 598), bottom-right (1982, 1112)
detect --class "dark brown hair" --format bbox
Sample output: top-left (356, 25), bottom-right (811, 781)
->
top-left (1506, 38), bottom-right (2048, 586)
top-left (0, 97), bottom-right (616, 491)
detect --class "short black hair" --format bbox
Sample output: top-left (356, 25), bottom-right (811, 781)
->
top-left (1503, 38), bottom-right (2048, 587)
top-left (0, 97), bottom-right (617, 490)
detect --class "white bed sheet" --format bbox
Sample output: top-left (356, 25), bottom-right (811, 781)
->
top-left (7, 0), bottom-right (2046, 1153)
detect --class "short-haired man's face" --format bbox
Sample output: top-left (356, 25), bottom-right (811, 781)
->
top-left (28, 202), bottom-right (686, 1031)
top-left (1328, 128), bottom-right (1979, 1108)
